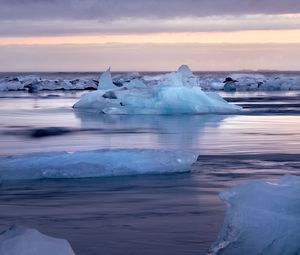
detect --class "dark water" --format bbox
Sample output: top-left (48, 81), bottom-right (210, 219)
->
top-left (0, 90), bottom-right (300, 254)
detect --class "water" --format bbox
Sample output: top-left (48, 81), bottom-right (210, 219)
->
top-left (0, 89), bottom-right (300, 254)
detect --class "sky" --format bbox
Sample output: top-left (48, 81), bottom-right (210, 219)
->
top-left (1, 0), bottom-right (300, 71)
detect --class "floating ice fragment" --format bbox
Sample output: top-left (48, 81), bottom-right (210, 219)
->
top-left (0, 149), bottom-right (197, 180)
top-left (0, 225), bottom-right (74, 255)
top-left (208, 175), bottom-right (300, 255)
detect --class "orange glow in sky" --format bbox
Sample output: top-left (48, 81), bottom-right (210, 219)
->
top-left (1, 29), bottom-right (300, 45)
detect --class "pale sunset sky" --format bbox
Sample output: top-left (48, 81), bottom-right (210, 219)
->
top-left (0, 0), bottom-right (300, 71)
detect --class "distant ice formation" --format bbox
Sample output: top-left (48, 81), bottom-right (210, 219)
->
top-left (0, 149), bottom-right (197, 180)
top-left (0, 225), bottom-right (74, 255)
top-left (0, 75), bottom-right (98, 92)
top-left (201, 73), bottom-right (300, 91)
top-left (208, 175), bottom-right (300, 255)
top-left (1, 67), bottom-right (300, 92)
top-left (73, 65), bottom-right (242, 114)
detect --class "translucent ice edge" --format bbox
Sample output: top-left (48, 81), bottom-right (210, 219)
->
top-left (0, 225), bottom-right (75, 255)
top-left (0, 149), bottom-right (197, 180)
top-left (208, 174), bottom-right (300, 255)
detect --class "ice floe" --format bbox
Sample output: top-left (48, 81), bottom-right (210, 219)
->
top-left (0, 149), bottom-right (197, 180)
top-left (208, 174), bottom-right (300, 255)
top-left (0, 225), bottom-right (74, 255)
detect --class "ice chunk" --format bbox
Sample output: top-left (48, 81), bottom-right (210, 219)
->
top-left (141, 65), bottom-right (198, 87)
top-left (208, 175), bottom-right (300, 255)
top-left (177, 64), bottom-right (193, 76)
top-left (98, 67), bottom-right (118, 91)
top-left (103, 86), bottom-right (241, 115)
top-left (209, 82), bottom-right (224, 91)
top-left (70, 79), bottom-right (97, 90)
top-left (123, 79), bottom-right (148, 89)
top-left (0, 225), bottom-right (74, 255)
top-left (113, 72), bottom-right (141, 83)
top-left (158, 71), bottom-right (187, 87)
top-left (73, 90), bottom-right (121, 110)
top-left (0, 149), bottom-right (197, 180)
top-left (157, 65), bottom-right (199, 87)
top-left (74, 65), bottom-right (241, 114)
top-left (18, 75), bottom-right (42, 87)
top-left (0, 77), bottom-right (24, 91)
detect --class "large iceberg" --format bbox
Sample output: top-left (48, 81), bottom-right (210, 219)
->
top-left (0, 225), bottom-right (74, 255)
top-left (208, 175), bottom-right (300, 255)
top-left (73, 66), bottom-right (242, 114)
top-left (0, 149), bottom-right (197, 180)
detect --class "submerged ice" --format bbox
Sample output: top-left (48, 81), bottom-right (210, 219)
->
top-left (74, 65), bottom-right (242, 115)
top-left (0, 225), bottom-right (74, 255)
top-left (0, 149), bottom-right (197, 180)
top-left (208, 175), bottom-right (300, 255)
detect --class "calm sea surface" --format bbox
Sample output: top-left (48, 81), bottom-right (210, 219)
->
top-left (0, 88), bottom-right (300, 254)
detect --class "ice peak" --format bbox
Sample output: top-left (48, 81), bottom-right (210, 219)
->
top-left (98, 67), bottom-right (117, 91)
top-left (177, 65), bottom-right (193, 76)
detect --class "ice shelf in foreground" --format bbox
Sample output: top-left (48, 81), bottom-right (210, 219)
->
top-left (208, 175), bottom-right (300, 255)
top-left (0, 149), bottom-right (197, 180)
top-left (73, 65), bottom-right (242, 114)
top-left (0, 225), bottom-right (74, 255)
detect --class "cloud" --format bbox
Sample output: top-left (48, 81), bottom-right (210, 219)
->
top-left (1, 0), bottom-right (300, 21)
top-left (1, 1), bottom-right (299, 37)
top-left (1, 14), bottom-right (300, 37)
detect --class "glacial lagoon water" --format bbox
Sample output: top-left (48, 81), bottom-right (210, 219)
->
top-left (0, 90), bottom-right (300, 254)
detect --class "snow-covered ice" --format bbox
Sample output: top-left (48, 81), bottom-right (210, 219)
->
top-left (208, 175), bottom-right (300, 255)
top-left (74, 66), bottom-right (242, 114)
top-left (0, 225), bottom-right (74, 255)
top-left (0, 149), bottom-right (197, 180)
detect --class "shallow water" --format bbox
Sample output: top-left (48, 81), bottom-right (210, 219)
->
top-left (0, 90), bottom-right (300, 254)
